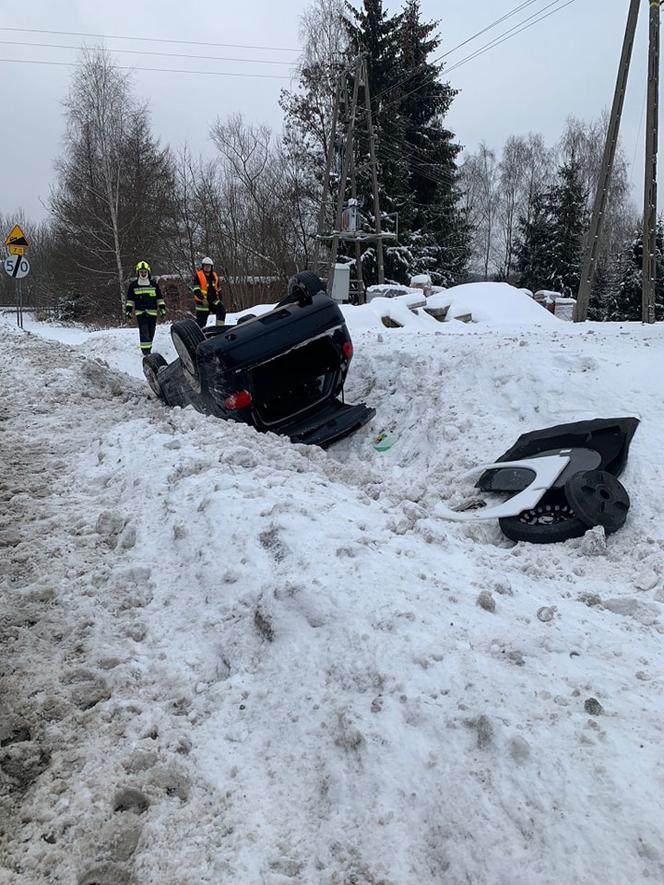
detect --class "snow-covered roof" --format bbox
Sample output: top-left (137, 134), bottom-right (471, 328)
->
top-left (427, 282), bottom-right (559, 326)
top-left (409, 274), bottom-right (433, 286)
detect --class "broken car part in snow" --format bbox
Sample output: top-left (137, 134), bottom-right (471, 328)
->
top-left (143, 272), bottom-right (375, 448)
top-left (434, 453), bottom-right (572, 522)
top-left (437, 418), bottom-right (638, 543)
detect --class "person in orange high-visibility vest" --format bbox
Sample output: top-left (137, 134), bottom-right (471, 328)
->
top-left (192, 257), bottom-right (226, 328)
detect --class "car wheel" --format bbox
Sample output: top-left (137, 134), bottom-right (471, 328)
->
top-left (292, 271), bottom-right (325, 298)
top-left (142, 353), bottom-right (167, 400)
top-left (565, 469), bottom-right (630, 534)
top-left (499, 490), bottom-right (589, 544)
top-left (171, 320), bottom-right (205, 392)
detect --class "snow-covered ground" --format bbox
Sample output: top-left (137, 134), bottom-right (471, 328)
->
top-left (1, 296), bottom-right (664, 885)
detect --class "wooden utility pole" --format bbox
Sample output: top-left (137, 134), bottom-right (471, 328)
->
top-left (575, 0), bottom-right (641, 321)
top-left (642, 0), bottom-right (660, 324)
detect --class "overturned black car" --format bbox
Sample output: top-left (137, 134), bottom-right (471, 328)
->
top-left (142, 272), bottom-right (375, 447)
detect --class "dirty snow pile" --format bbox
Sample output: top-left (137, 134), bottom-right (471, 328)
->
top-left (1, 302), bottom-right (664, 885)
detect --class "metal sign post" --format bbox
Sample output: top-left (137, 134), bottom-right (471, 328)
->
top-left (4, 225), bottom-right (30, 328)
top-left (3, 253), bottom-right (30, 329)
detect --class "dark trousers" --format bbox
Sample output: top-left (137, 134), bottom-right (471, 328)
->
top-left (137, 313), bottom-right (157, 353)
top-left (195, 309), bottom-right (209, 328)
top-left (195, 303), bottom-right (226, 328)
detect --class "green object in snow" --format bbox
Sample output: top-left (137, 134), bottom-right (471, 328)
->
top-left (373, 430), bottom-right (397, 452)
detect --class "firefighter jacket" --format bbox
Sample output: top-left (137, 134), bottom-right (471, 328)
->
top-left (126, 276), bottom-right (166, 316)
top-left (192, 269), bottom-right (220, 309)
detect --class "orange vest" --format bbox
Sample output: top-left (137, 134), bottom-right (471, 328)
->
top-left (196, 269), bottom-right (219, 299)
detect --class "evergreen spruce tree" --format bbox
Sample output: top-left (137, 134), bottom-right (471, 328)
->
top-left (588, 251), bottom-right (624, 320)
top-left (516, 191), bottom-right (554, 292)
top-left (516, 156), bottom-right (587, 296)
top-left (547, 156), bottom-right (588, 296)
top-left (587, 257), bottom-right (612, 320)
top-left (397, 0), bottom-right (468, 283)
top-left (343, 0), bottom-right (467, 283)
top-left (283, 0), bottom-right (468, 286)
top-left (343, 0), bottom-right (411, 281)
top-left (610, 225), bottom-right (664, 321)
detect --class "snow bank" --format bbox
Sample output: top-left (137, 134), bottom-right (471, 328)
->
top-left (2, 313), bottom-right (664, 884)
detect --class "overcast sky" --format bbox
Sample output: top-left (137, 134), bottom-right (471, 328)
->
top-left (0, 0), bottom-right (654, 227)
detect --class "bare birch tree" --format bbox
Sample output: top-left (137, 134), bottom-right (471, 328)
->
top-left (55, 47), bottom-right (131, 306)
top-left (49, 47), bottom-right (174, 318)
top-left (460, 143), bottom-right (499, 278)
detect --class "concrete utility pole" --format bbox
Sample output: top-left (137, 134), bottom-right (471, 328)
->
top-left (642, 0), bottom-right (660, 324)
top-left (361, 58), bottom-right (386, 286)
top-left (575, 0), bottom-right (641, 321)
top-left (315, 55), bottom-right (393, 297)
top-left (327, 56), bottom-right (361, 295)
top-left (312, 79), bottom-right (343, 275)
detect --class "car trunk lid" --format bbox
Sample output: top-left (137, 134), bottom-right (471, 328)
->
top-left (249, 334), bottom-right (374, 446)
top-left (280, 399), bottom-right (376, 447)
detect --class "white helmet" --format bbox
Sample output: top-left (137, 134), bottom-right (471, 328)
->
top-left (201, 257), bottom-right (213, 267)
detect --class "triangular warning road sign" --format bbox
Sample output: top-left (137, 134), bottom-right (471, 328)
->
top-left (5, 224), bottom-right (29, 249)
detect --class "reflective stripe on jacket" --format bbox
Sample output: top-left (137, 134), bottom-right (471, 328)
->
top-left (126, 277), bottom-right (166, 316)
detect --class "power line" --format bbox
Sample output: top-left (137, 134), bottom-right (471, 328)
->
top-left (371, 0), bottom-right (544, 106)
top-left (437, 0), bottom-right (544, 60)
top-left (0, 26), bottom-right (299, 53)
top-left (434, 0), bottom-right (568, 69)
top-left (444, 0), bottom-right (578, 77)
top-left (379, 0), bottom-right (577, 117)
top-left (0, 57), bottom-right (291, 79)
top-left (0, 39), bottom-right (297, 67)
top-left (375, 141), bottom-right (459, 190)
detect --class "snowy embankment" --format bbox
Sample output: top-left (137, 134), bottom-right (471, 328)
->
top-left (1, 296), bottom-right (664, 885)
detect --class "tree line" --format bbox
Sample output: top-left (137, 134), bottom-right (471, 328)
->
top-left (1, 0), bottom-right (661, 323)
top-left (461, 117), bottom-right (663, 321)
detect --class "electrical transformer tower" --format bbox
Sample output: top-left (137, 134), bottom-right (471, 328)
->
top-left (313, 55), bottom-right (396, 300)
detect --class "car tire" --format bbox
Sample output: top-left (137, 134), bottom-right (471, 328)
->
top-left (565, 470), bottom-right (630, 534)
top-left (171, 320), bottom-right (205, 392)
top-left (142, 353), bottom-right (167, 400)
top-left (292, 271), bottom-right (325, 298)
top-left (499, 490), bottom-right (589, 544)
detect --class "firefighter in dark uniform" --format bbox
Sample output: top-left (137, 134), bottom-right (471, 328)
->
top-left (125, 260), bottom-right (166, 354)
top-left (192, 256), bottom-right (226, 328)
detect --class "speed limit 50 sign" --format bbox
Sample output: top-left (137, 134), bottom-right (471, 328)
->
top-left (3, 254), bottom-right (30, 279)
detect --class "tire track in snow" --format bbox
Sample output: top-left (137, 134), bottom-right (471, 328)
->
top-left (4, 320), bottom-right (664, 883)
top-left (0, 330), bottom-right (227, 884)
